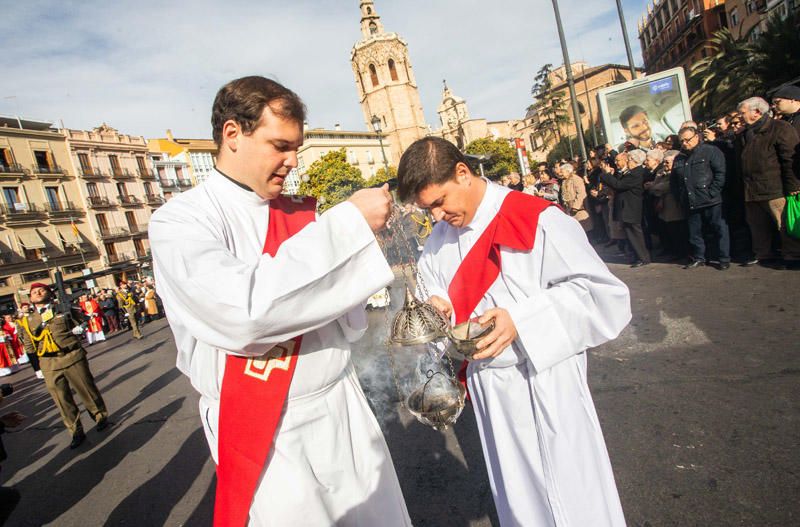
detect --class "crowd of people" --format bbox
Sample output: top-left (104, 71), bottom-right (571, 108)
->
top-left (500, 86), bottom-right (800, 270)
top-left (0, 279), bottom-right (162, 380)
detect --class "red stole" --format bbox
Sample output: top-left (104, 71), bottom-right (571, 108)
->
top-left (446, 191), bottom-right (553, 387)
top-left (214, 196), bottom-right (316, 527)
top-left (82, 300), bottom-right (103, 333)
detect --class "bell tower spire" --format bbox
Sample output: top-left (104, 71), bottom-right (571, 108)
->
top-left (360, 0), bottom-right (384, 39)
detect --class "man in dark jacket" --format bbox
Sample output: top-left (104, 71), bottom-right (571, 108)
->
top-left (771, 85), bottom-right (800, 135)
top-left (600, 149), bottom-right (651, 267)
top-left (671, 126), bottom-right (730, 269)
top-left (737, 96), bottom-right (800, 268)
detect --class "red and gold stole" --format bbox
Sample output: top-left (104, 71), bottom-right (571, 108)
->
top-left (214, 196), bottom-right (316, 527)
top-left (446, 191), bottom-right (553, 389)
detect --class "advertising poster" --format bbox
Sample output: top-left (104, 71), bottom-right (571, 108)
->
top-left (596, 67), bottom-right (692, 150)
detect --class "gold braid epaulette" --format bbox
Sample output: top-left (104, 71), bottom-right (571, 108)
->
top-left (117, 292), bottom-right (135, 309)
top-left (18, 316), bottom-right (60, 357)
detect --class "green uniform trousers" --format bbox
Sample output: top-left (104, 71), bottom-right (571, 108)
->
top-left (41, 349), bottom-right (108, 436)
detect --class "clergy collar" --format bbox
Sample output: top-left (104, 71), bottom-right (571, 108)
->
top-left (209, 169), bottom-right (269, 205)
top-left (215, 166), bottom-right (254, 193)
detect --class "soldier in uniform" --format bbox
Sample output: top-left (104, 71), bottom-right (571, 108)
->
top-left (116, 282), bottom-right (142, 339)
top-left (18, 283), bottom-right (109, 449)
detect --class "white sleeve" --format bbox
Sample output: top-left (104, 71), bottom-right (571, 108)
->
top-left (150, 200), bottom-right (393, 355)
top-left (337, 304), bottom-right (369, 343)
top-left (416, 235), bottom-right (451, 306)
top-left (507, 208), bottom-right (631, 373)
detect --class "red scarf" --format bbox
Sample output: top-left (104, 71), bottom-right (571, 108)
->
top-left (214, 196), bottom-right (316, 527)
top-left (447, 190), bottom-right (553, 388)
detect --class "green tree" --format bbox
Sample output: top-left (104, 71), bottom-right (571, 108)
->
top-left (530, 64), bottom-right (571, 146)
top-left (689, 28), bottom-right (758, 119)
top-left (690, 13), bottom-right (800, 119)
top-left (298, 149), bottom-right (365, 212)
top-left (364, 166), bottom-right (397, 188)
top-left (465, 137), bottom-right (519, 180)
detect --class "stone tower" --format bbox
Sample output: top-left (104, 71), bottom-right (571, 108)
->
top-left (350, 0), bottom-right (428, 165)
top-left (437, 80), bottom-right (470, 149)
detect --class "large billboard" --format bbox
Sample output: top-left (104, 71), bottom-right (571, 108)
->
top-left (596, 67), bottom-right (692, 150)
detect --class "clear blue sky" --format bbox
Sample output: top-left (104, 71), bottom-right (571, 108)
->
top-left (0, 0), bottom-right (649, 138)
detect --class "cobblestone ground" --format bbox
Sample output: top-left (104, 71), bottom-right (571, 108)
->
top-left (1, 259), bottom-right (798, 526)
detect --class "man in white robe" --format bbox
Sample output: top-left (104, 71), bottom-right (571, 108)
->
top-left (149, 76), bottom-right (411, 527)
top-left (397, 137), bottom-right (631, 527)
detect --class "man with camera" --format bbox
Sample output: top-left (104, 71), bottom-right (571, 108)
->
top-left (18, 283), bottom-right (109, 449)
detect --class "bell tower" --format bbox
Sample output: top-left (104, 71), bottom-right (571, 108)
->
top-left (351, 0), bottom-right (428, 165)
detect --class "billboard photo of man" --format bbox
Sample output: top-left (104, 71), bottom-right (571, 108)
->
top-left (619, 105), bottom-right (656, 149)
top-left (598, 68), bottom-right (692, 150)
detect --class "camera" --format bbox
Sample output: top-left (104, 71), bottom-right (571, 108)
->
top-left (0, 384), bottom-right (12, 398)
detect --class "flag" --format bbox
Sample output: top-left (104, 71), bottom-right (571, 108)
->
top-left (71, 220), bottom-right (79, 237)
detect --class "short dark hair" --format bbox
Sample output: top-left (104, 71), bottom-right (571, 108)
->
top-left (619, 105), bottom-right (647, 128)
top-left (211, 76), bottom-right (306, 146)
top-left (397, 137), bottom-right (469, 203)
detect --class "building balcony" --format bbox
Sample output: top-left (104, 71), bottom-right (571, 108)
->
top-left (105, 253), bottom-right (135, 265)
top-left (80, 167), bottom-right (107, 180)
top-left (86, 196), bottom-right (117, 209)
top-left (138, 168), bottom-right (156, 180)
top-left (177, 178), bottom-right (193, 188)
top-left (159, 178), bottom-right (179, 189)
top-left (96, 227), bottom-right (130, 240)
top-left (32, 165), bottom-right (69, 179)
top-left (45, 201), bottom-right (84, 221)
top-left (144, 194), bottom-right (165, 206)
top-left (0, 164), bottom-right (29, 179)
top-left (0, 203), bottom-right (47, 225)
top-left (128, 224), bottom-right (149, 236)
top-left (111, 168), bottom-right (136, 180)
top-left (135, 249), bottom-right (152, 260)
top-left (117, 195), bottom-right (142, 207)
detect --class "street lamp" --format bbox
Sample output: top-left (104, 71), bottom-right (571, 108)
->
top-left (371, 115), bottom-right (390, 175)
top-left (549, 0), bottom-right (588, 162)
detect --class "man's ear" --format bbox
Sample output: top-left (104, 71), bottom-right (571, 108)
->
top-left (221, 119), bottom-right (241, 153)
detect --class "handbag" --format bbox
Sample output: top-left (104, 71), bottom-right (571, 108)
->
top-left (787, 194), bottom-right (800, 240)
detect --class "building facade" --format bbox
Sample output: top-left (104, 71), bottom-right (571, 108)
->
top-left (725, 0), bottom-right (799, 41)
top-left (284, 124), bottom-right (394, 194)
top-left (638, 0), bottom-right (728, 74)
top-left (64, 124), bottom-right (159, 288)
top-left (350, 0), bottom-right (428, 164)
top-left (147, 130), bottom-right (216, 186)
top-left (520, 63), bottom-right (641, 159)
top-left (0, 117), bottom-right (101, 311)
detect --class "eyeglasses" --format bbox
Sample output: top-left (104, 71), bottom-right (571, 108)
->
top-left (679, 135), bottom-right (697, 144)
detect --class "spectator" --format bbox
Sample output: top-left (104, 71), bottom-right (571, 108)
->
top-left (507, 172), bottom-right (524, 191)
top-left (671, 126), bottom-right (730, 269)
top-left (642, 149), bottom-right (664, 251)
top-left (771, 85), bottom-right (800, 134)
top-left (99, 293), bottom-right (120, 333)
top-left (144, 286), bottom-right (159, 321)
top-left (736, 96), bottom-right (800, 269)
top-left (522, 174), bottom-right (538, 195)
top-left (646, 150), bottom-right (687, 260)
top-left (535, 169), bottom-right (560, 204)
top-left (559, 163), bottom-right (593, 232)
top-left (600, 149), bottom-right (651, 267)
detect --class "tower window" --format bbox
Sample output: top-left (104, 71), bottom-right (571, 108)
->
top-left (367, 6), bottom-right (372, 14)
top-left (388, 59), bottom-right (398, 81)
top-left (369, 21), bottom-right (377, 35)
top-left (369, 64), bottom-right (379, 87)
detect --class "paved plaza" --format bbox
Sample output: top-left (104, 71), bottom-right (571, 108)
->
top-left (1, 258), bottom-right (798, 526)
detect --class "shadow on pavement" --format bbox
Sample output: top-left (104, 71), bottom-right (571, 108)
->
top-left (104, 427), bottom-right (209, 526)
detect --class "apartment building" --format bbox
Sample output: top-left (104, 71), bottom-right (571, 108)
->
top-left (64, 124), bottom-right (159, 288)
top-left (0, 116), bottom-right (100, 311)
